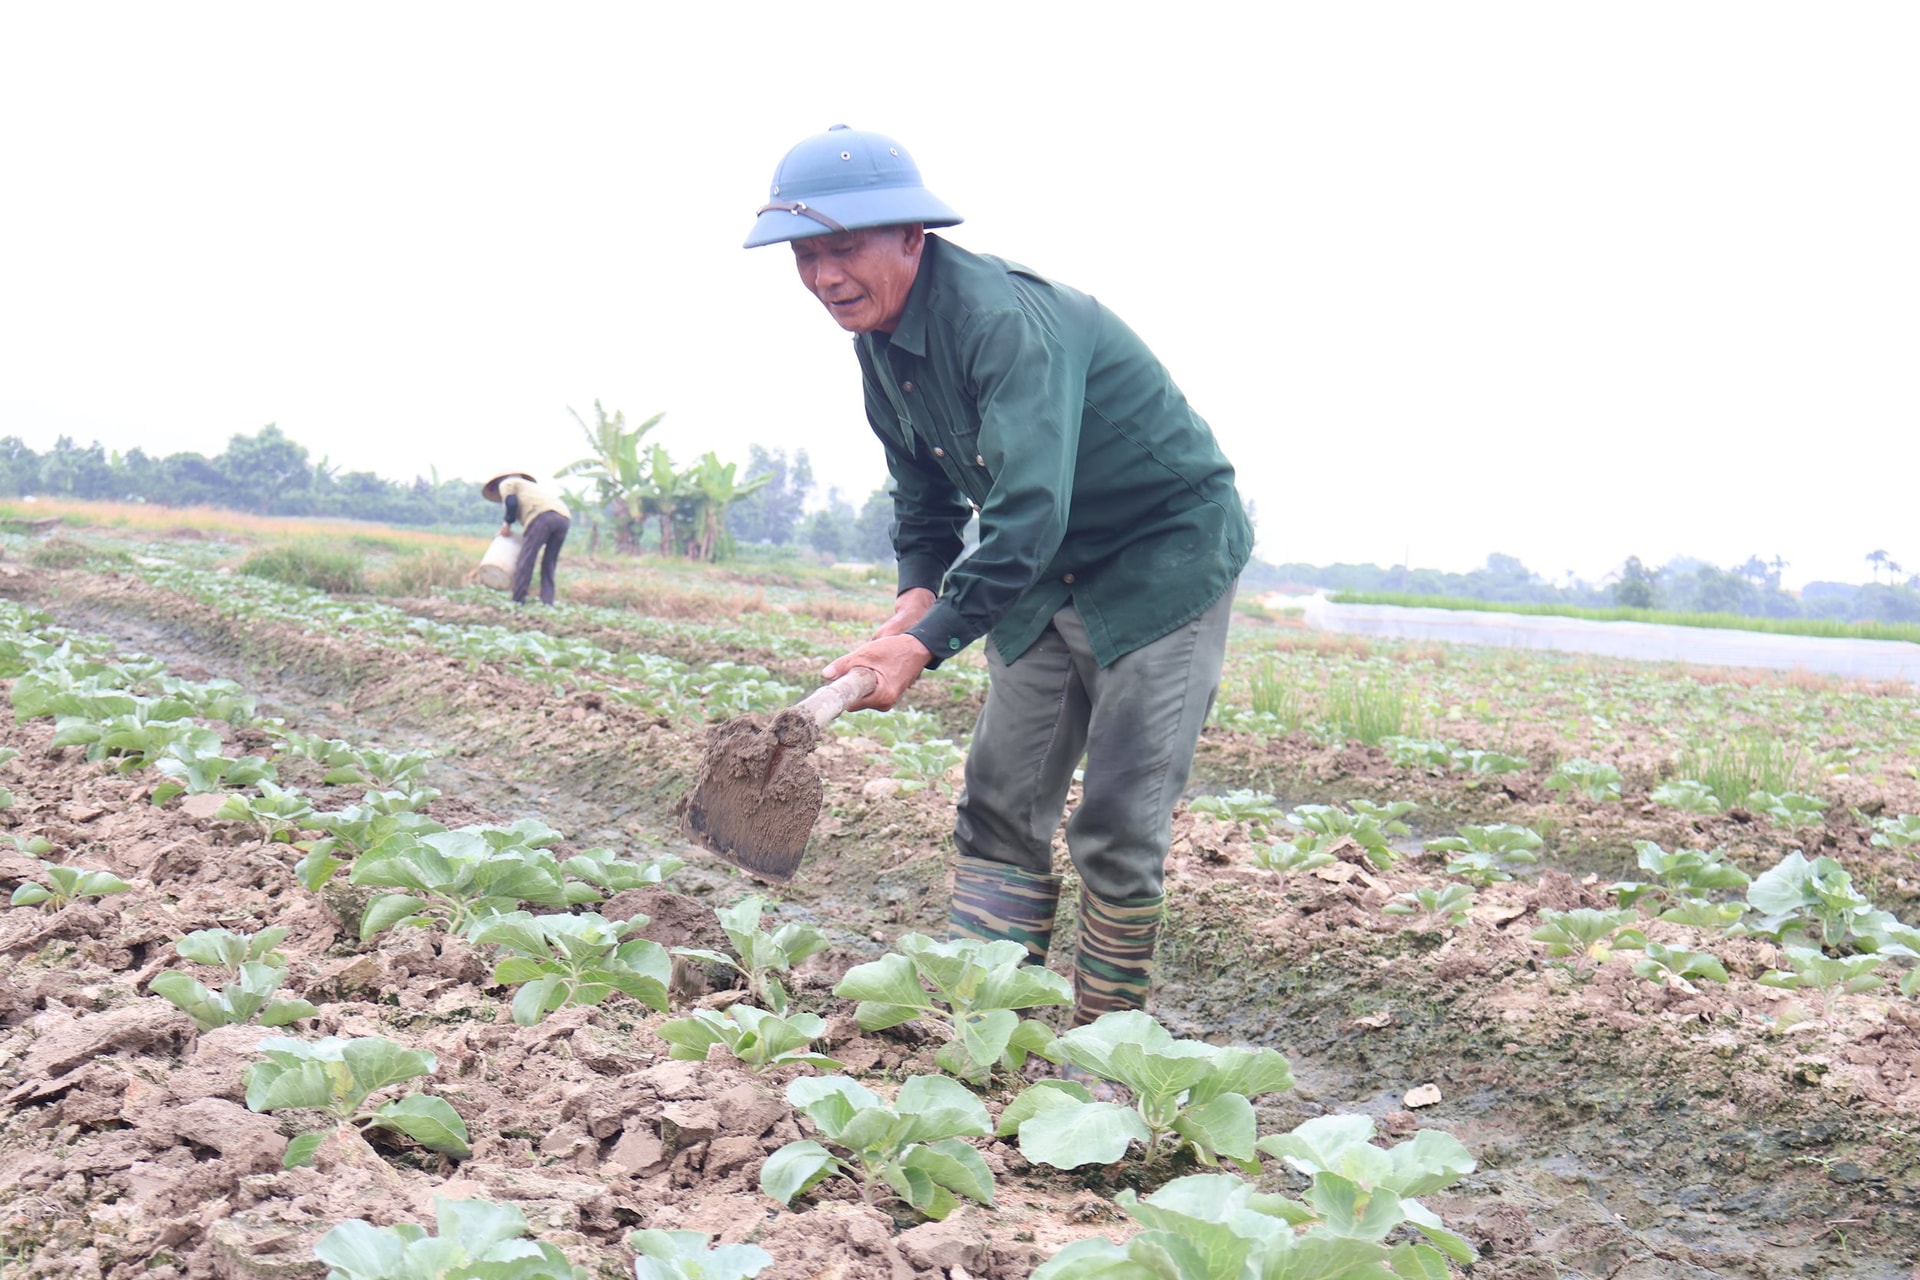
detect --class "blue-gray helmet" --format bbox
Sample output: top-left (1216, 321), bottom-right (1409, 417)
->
top-left (743, 125), bottom-right (962, 249)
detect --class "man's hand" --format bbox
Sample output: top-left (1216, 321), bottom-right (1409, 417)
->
top-left (499, 523), bottom-right (512, 538)
top-left (873, 587), bottom-right (935, 640)
top-left (824, 634), bottom-right (933, 711)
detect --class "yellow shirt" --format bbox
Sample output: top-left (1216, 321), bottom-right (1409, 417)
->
top-left (499, 477), bottom-right (570, 526)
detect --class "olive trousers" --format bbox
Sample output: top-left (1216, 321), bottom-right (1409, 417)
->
top-left (948, 589), bottom-right (1233, 1021)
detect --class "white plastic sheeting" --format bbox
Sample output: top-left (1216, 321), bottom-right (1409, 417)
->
top-left (1300, 599), bottom-right (1920, 682)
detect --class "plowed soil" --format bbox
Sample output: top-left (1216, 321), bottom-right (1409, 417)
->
top-left (2, 564), bottom-right (1917, 1280)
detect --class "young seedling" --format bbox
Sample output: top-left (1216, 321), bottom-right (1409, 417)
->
top-left (1251, 835), bottom-right (1338, 878)
top-left (1650, 779), bottom-right (1723, 814)
top-left (10, 861), bottom-right (132, 911)
top-left (1031, 1169), bottom-right (1463, 1280)
top-left (1383, 884), bottom-right (1475, 929)
top-left (1610, 841), bottom-right (1751, 919)
top-left (656, 1005), bottom-right (842, 1072)
top-left (1455, 748), bottom-right (1528, 777)
top-left (1742, 851), bottom-right (1920, 955)
top-left (315, 1196), bottom-right (584, 1280)
top-left (51, 706), bottom-right (222, 774)
top-left (1380, 736), bottom-right (1458, 772)
top-left (1256, 1113), bottom-right (1478, 1266)
top-left (1001, 1010), bottom-right (1293, 1172)
top-left (1190, 790), bottom-right (1288, 841)
top-left (294, 807), bottom-right (448, 893)
top-left (887, 739), bottom-right (965, 794)
top-left (245, 1035), bottom-right (470, 1168)
top-left (1747, 790), bottom-right (1828, 830)
top-left (761, 1074), bottom-right (994, 1222)
top-left (319, 745), bottom-right (437, 790)
top-left (213, 781), bottom-right (316, 843)
top-left (467, 911), bottom-right (671, 1026)
top-left (1288, 801), bottom-right (1414, 871)
top-left (1759, 947), bottom-right (1885, 1021)
top-left (150, 926), bottom-right (318, 1031)
top-left (1529, 908), bottom-right (1646, 975)
top-left (155, 676), bottom-right (259, 728)
top-left (629, 1229), bottom-right (773, 1280)
top-left (151, 748), bottom-right (277, 806)
top-left (832, 706), bottom-right (942, 748)
top-left (350, 830), bottom-right (590, 941)
top-left (1546, 757), bottom-right (1624, 802)
top-left (1630, 942), bottom-right (1729, 990)
top-left (832, 933), bottom-right (1068, 1085)
top-left (1869, 813), bottom-right (1920, 853)
top-left (672, 896), bottom-right (828, 1015)
top-left (560, 846), bottom-right (684, 894)
top-left (1425, 824), bottom-right (1542, 885)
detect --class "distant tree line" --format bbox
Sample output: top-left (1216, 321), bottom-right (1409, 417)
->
top-left (0, 427), bottom-right (497, 526)
top-left (726, 445), bottom-right (901, 565)
top-left (1251, 551), bottom-right (1920, 624)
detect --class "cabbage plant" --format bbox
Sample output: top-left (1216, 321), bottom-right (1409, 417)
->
top-left (834, 933), bottom-right (1067, 1084)
top-left (1000, 1011), bottom-right (1292, 1171)
top-left (761, 1075), bottom-right (993, 1222)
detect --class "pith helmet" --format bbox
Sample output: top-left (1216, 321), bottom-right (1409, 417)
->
top-left (480, 471), bottom-right (535, 502)
top-left (743, 125), bottom-right (962, 249)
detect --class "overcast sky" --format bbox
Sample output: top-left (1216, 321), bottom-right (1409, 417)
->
top-left (2, 4), bottom-right (1914, 589)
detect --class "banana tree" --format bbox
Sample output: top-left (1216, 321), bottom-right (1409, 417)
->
top-left (559, 401), bottom-right (665, 553)
top-left (681, 452), bottom-right (770, 562)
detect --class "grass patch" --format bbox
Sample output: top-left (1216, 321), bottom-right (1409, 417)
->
top-left (1247, 657), bottom-right (1310, 732)
top-left (1675, 733), bottom-right (1809, 802)
top-left (26, 536), bottom-right (128, 570)
top-left (240, 541), bottom-right (367, 594)
top-left (1323, 673), bottom-right (1409, 744)
top-left (1328, 591), bottom-right (1920, 646)
top-left (374, 547), bottom-right (474, 597)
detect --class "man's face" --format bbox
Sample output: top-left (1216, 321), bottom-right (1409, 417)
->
top-left (791, 225), bottom-right (924, 334)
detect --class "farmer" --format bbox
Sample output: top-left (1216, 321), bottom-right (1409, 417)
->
top-left (744, 126), bottom-right (1251, 1027)
top-left (481, 471), bottom-right (571, 606)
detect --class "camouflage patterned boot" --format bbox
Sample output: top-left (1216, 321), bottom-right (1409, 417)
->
top-left (1072, 890), bottom-right (1164, 1025)
top-left (948, 855), bottom-right (1061, 964)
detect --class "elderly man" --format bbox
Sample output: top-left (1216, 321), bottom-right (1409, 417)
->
top-left (746, 126), bottom-right (1250, 1028)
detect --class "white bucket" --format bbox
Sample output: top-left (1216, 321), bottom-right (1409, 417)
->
top-left (477, 533), bottom-right (522, 591)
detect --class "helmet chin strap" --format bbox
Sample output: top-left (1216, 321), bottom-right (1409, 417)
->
top-left (756, 200), bottom-right (847, 233)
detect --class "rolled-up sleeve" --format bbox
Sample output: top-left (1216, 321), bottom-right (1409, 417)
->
top-left (906, 305), bottom-right (1084, 664)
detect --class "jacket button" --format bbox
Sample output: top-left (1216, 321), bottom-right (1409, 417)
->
top-left (948, 637), bottom-right (961, 650)
top-left (902, 381), bottom-right (914, 393)
top-left (932, 447), bottom-right (945, 458)
top-left (1062, 573), bottom-right (1076, 585)
top-left (975, 454), bottom-right (985, 466)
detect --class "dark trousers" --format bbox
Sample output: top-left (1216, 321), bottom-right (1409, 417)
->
top-left (954, 589), bottom-right (1234, 903)
top-left (513, 512), bottom-right (569, 604)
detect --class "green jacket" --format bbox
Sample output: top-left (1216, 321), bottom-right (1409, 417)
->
top-left (855, 235), bottom-right (1250, 667)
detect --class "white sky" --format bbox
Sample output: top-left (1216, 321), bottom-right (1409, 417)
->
top-left (2, 4), bottom-right (1914, 590)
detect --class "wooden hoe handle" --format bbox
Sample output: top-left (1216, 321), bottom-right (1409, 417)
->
top-left (793, 667), bottom-right (880, 730)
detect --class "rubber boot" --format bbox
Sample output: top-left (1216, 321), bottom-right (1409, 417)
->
top-left (948, 855), bottom-right (1061, 964)
top-left (1072, 890), bottom-right (1164, 1026)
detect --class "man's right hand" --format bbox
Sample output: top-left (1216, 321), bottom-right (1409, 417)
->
top-left (823, 633), bottom-right (933, 712)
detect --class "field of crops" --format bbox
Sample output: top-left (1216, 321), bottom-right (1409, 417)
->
top-left (2, 518), bottom-right (1918, 1280)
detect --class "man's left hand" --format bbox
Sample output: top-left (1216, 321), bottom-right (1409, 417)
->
top-left (824, 634), bottom-right (933, 712)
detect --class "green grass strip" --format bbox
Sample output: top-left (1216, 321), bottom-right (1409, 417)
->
top-left (1326, 592), bottom-right (1920, 646)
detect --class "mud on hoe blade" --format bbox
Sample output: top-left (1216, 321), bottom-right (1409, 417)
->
top-left (678, 667), bottom-right (879, 882)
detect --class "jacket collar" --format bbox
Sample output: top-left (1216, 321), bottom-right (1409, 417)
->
top-left (880, 233), bottom-right (946, 358)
